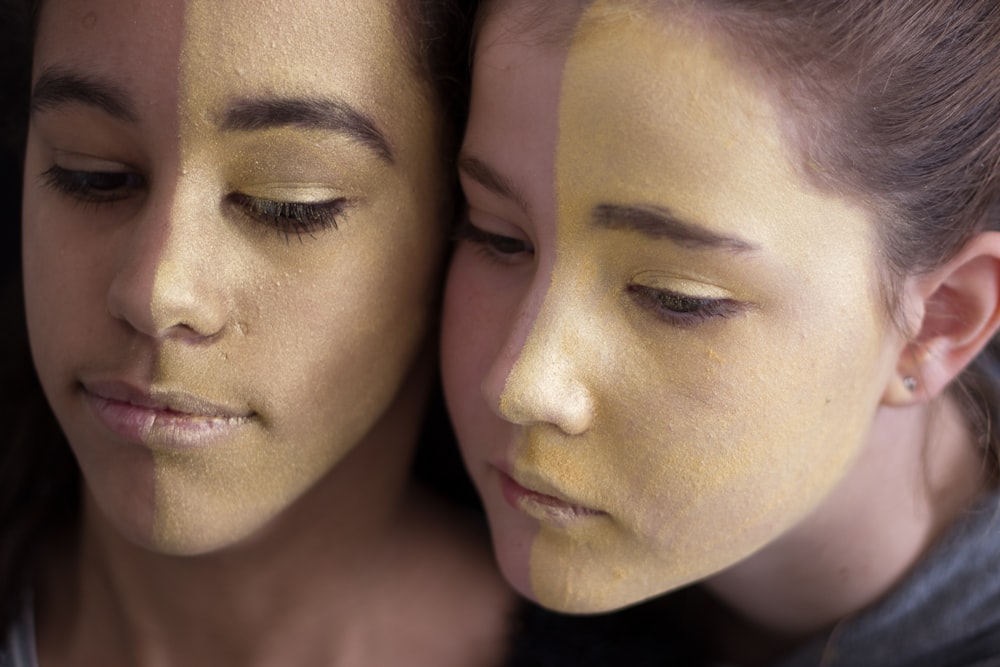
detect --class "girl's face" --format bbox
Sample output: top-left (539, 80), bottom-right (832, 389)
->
top-left (442, 0), bottom-right (906, 613)
top-left (24, 0), bottom-right (445, 554)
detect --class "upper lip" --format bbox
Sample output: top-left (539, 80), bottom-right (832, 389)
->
top-left (495, 460), bottom-right (601, 513)
top-left (82, 379), bottom-right (253, 420)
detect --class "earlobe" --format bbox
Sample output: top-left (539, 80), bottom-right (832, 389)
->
top-left (883, 231), bottom-right (1000, 406)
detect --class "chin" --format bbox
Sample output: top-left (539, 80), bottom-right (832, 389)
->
top-left (146, 516), bottom-right (262, 557)
top-left (523, 527), bottom-right (702, 614)
top-left (146, 493), bottom-right (292, 557)
top-left (528, 570), bottom-right (684, 615)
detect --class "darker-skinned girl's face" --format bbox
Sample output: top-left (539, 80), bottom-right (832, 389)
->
top-left (24, 0), bottom-right (446, 554)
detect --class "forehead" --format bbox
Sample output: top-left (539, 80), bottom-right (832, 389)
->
top-left (471, 1), bottom-right (797, 215)
top-left (556, 6), bottom-right (794, 207)
top-left (469, 0), bottom-right (882, 299)
top-left (33, 0), bottom-right (414, 114)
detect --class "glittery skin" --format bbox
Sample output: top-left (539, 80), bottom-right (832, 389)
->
top-left (442, 0), bottom-right (906, 613)
top-left (23, 0), bottom-right (446, 554)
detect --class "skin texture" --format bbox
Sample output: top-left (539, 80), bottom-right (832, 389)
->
top-left (24, 0), bottom-right (446, 555)
top-left (21, 3), bottom-right (519, 665)
top-left (442, 0), bottom-right (910, 614)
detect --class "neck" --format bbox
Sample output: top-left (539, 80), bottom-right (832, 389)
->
top-left (703, 396), bottom-right (988, 663)
top-left (38, 358), bottom-right (466, 665)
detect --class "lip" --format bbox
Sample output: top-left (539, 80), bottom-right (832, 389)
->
top-left (495, 465), bottom-right (602, 524)
top-left (81, 379), bottom-right (254, 450)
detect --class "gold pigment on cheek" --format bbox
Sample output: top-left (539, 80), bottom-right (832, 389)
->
top-left (149, 0), bottom-right (360, 550)
top-left (517, 0), bottom-right (898, 612)
top-left (148, 0), bottom-right (443, 552)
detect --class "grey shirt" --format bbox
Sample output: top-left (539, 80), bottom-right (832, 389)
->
top-left (3, 497), bottom-right (998, 666)
top-left (775, 493), bottom-right (1000, 667)
top-left (0, 596), bottom-right (36, 667)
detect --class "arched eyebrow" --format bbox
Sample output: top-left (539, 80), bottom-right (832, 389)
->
top-left (593, 203), bottom-right (758, 253)
top-left (30, 67), bottom-right (137, 122)
top-left (29, 67), bottom-right (394, 164)
top-left (220, 97), bottom-right (394, 163)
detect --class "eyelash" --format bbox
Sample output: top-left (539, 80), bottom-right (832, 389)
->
top-left (42, 165), bottom-right (346, 240)
top-left (454, 213), bottom-right (738, 327)
top-left (627, 283), bottom-right (741, 326)
top-left (454, 217), bottom-right (533, 264)
top-left (43, 165), bottom-right (144, 203)
top-left (227, 192), bottom-right (347, 241)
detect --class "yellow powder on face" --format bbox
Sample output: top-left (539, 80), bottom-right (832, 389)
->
top-left (145, 0), bottom-right (445, 552)
top-left (502, 0), bottom-right (903, 612)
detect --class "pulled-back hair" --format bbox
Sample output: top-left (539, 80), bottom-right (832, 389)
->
top-left (699, 0), bottom-right (1000, 276)
top-left (685, 0), bottom-right (1000, 478)
top-left (476, 0), bottom-right (1000, 478)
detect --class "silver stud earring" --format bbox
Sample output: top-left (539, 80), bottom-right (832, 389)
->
top-left (902, 376), bottom-right (918, 393)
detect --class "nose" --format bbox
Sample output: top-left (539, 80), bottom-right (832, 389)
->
top-left (482, 280), bottom-right (596, 436)
top-left (106, 186), bottom-right (230, 341)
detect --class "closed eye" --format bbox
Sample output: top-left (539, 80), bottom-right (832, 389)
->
top-left (627, 283), bottom-right (743, 326)
top-left (454, 216), bottom-right (533, 265)
top-left (227, 192), bottom-right (348, 241)
top-left (42, 165), bottom-right (145, 204)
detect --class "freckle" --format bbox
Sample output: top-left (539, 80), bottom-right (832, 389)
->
top-left (82, 11), bottom-right (97, 28)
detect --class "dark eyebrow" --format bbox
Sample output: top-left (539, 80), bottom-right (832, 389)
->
top-left (220, 97), bottom-right (394, 163)
top-left (458, 154), bottom-right (530, 213)
top-left (30, 67), bottom-right (137, 122)
top-left (593, 203), bottom-right (758, 253)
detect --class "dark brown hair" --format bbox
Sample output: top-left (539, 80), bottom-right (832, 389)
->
top-left (690, 0), bottom-right (1000, 476)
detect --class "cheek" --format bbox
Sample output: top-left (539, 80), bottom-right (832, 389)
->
top-left (620, 318), bottom-right (889, 550)
top-left (23, 195), bottom-right (100, 385)
top-left (441, 250), bottom-right (497, 410)
top-left (260, 248), bottom-right (430, 422)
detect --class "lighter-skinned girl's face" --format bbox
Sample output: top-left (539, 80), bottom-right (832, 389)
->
top-left (24, 0), bottom-right (445, 554)
top-left (441, 0), bottom-right (906, 612)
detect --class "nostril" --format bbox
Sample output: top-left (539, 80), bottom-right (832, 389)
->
top-left (552, 383), bottom-right (594, 435)
top-left (106, 252), bottom-right (230, 342)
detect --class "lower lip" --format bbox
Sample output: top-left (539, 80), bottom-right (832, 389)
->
top-left (84, 392), bottom-right (252, 450)
top-left (498, 470), bottom-right (601, 522)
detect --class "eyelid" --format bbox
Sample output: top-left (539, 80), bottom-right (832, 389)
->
top-left (52, 149), bottom-right (134, 173)
top-left (227, 192), bottom-right (349, 241)
top-left (42, 164), bottom-right (145, 205)
top-left (454, 214), bottom-right (534, 266)
top-left (627, 283), bottom-right (745, 326)
top-left (464, 205), bottom-right (532, 243)
top-left (459, 173), bottom-right (529, 229)
top-left (629, 270), bottom-right (736, 301)
top-left (236, 183), bottom-right (348, 205)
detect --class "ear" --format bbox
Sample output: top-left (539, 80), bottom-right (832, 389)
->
top-left (883, 231), bottom-right (1000, 406)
